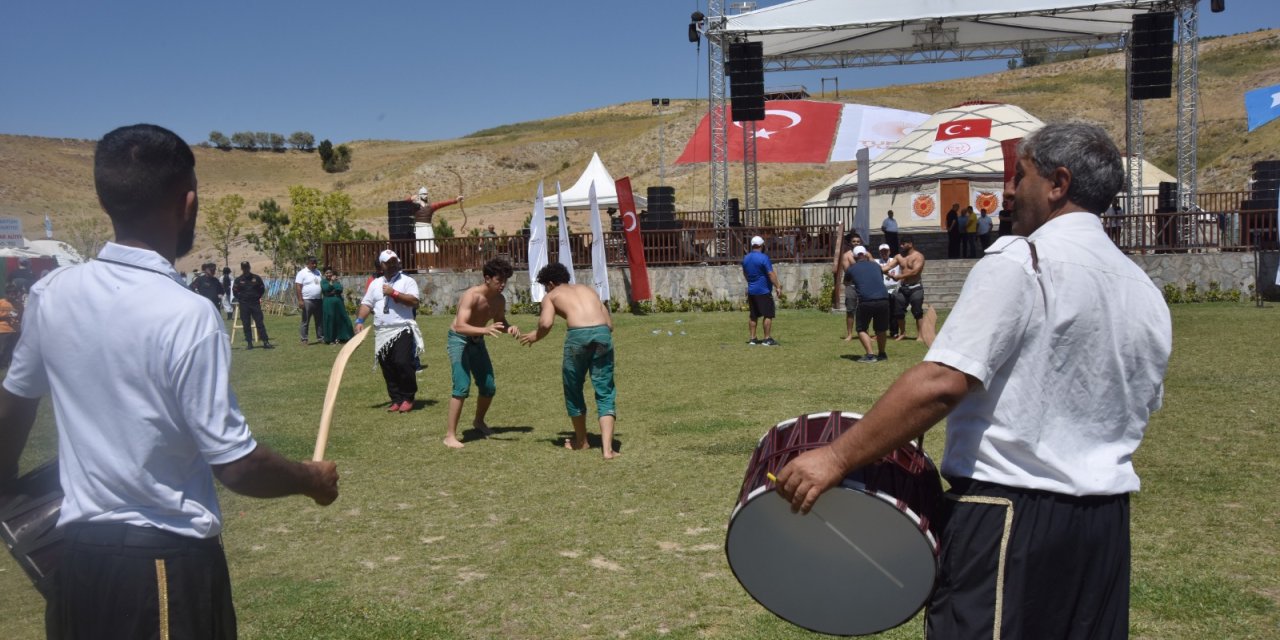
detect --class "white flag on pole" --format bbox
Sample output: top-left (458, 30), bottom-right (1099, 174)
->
top-left (528, 182), bottom-right (549, 302)
top-left (555, 181), bottom-right (575, 283)
top-left (588, 181), bottom-right (610, 301)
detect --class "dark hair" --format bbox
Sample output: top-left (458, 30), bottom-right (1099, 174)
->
top-left (536, 262), bottom-right (571, 287)
top-left (483, 257), bottom-right (514, 279)
top-left (1018, 122), bottom-right (1123, 214)
top-left (202, 262), bottom-right (215, 270)
top-left (94, 124), bottom-right (195, 225)
top-left (306, 255), bottom-right (317, 263)
top-left (221, 266), bottom-right (231, 274)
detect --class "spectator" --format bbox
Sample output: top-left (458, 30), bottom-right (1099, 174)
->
top-left (295, 256), bottom-right (324, 344)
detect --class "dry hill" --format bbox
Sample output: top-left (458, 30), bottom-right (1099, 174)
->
top-left (1, 29), bottom-right (1277, 273)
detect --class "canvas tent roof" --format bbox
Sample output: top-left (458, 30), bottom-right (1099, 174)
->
top-left (540, 152), bottom-right (646, 210)
top-left (719, 0), bottom-right (1164, 70)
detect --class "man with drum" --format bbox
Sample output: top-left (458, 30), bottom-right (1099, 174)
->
top-left (0, 124), bottom-right (339, 638)
top-left (776, 122), bottom-right (1172, 639)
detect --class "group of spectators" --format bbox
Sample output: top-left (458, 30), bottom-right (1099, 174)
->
top-left (946, 203), bottom-right (1010, 259)
top-left (295, 256), bottom-right (355, 347)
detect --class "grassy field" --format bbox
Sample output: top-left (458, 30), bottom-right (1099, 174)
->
top-left (2, 303), bottom-right (1278, 639)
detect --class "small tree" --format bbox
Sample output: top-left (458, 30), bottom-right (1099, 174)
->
top-left (64, 217), bottom-right (112, 262)
top-left (288, 131), bottom-right (315, 151)
top-left (253, 132), bottom-right (271, 150)
top-left (286, 185), bottom-right (367, 259)
top-left (245, 198), bottom-right (294, 277)
top-left (268, 133), bottom-right (286, 152)
top-left (332, 144), bottom-right (352, 172)
top-left (318, 139), bottom-right (334, 168)
top-left (208, 131), bottom-right (231, 150)
top-left (202, 194), bottom-right (245, 268)
top-left (433, 216), bottom-right (455, 239)
top-left (231, 131), bottom-right (256, 150)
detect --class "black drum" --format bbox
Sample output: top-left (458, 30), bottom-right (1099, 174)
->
top-left (0, 458), bottom-right (63, 599)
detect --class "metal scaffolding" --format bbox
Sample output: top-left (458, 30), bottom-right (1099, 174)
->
top-left (706, 0), bottom-right (730, 255)
top-left (1175, 0), bottom-right (1200, 208)
top-left (1125, 31), bottom-right (1146, 216)
top-left (743, 121), bottom-right (759, 221)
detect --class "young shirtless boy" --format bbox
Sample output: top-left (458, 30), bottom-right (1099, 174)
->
top-left (444, 257), bottom-right (520, 449)
top-left (519, 263), bottom-right (619, 459)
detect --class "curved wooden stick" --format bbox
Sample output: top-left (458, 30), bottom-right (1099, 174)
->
top-left (312, 327), bottom-right (370, 461)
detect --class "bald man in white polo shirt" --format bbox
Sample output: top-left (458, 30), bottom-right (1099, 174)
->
top-left (775, 122), bottom-right (1171, 639)
top-left (0, 124), bottom-right (339, 639)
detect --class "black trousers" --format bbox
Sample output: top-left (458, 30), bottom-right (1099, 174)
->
top-left (49, 523), bottom-right (236, 640)
top-left (926, 479), bottom-right (1131, 640)
top-left (379, 331), bottom-right (418, 404)
top-left (239, 301), bottom-right (269, 344)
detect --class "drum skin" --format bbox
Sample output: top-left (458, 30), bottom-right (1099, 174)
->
top-left (0, 458), bottom-right (63, 600)
top-left (725, 411), bottom-right (943, 636)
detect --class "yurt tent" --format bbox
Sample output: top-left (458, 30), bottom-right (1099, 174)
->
top-left (804, 103), bottom-right (1174, 229)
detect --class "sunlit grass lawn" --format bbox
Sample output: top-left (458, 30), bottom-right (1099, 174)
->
top-left (3, 303), bottom-right (1277, 639)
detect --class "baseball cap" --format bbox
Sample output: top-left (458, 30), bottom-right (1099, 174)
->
top-left (853, 246), bottom-right (868, 257)
top-left (750, 235), bottom-right (764, 246)
top-left (878, 243), bottom-right (890, 251)
top-left (417, 187), bottom-right (429, 196)
top-left (379, 249), bottom-right (399, 263)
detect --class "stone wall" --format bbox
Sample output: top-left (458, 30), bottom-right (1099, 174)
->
top-left (343, 252), bottom-right (1258, 312)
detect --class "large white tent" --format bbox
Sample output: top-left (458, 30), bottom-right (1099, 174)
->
top-left (541, 152), bottom-right (647, 210)
top-left (802, 102), bottom-right (1176, 230)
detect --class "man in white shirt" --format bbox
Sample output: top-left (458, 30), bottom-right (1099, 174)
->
top-left (0, 124), bottom-right (339, 638)
top-left (879, 210), bottom-right (899, 257)
top-left (875, 244), bottom-right (901, 338)
top-left (356, 250), bottom-right (423, 412)
top-left (295, 256), bottom-right (324, 344)
top-left (775, 122), bottom-right (1172, 640)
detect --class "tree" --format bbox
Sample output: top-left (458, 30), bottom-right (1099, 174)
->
top-left (208, 131), bottom-right (231, 150)
top-left (433, 216), bottom-right (455, 239)
top-left (317, 140), bottom-right (352, 173)
top-left (286, 185), bottom-right (373, 260)
top-left (202, 194), bottom-right (245, 269)
top-left (64, 217), bottom-right (112, 262)
top-left (231, 131), bottom-right (256, 150)
top-left (245, 198), bottom-right (294, 277)
top-left (288, 131), bottom-right (315, 151)
top-left (318, 139), bottom-right (334, 166)
top-left (268, 133), bottom-right (287, 152)
top-left (254, 132), bottom-right (271, 150)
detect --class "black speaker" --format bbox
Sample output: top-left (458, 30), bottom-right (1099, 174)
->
top-left (388, 200), bottom-right (416, 240)
top-left (1157, 182), bottom-right (1178, 212)
top-left (728, 41), bottom-right (765, 122)
top-left (1129, 12), bottom-right (1175, 101)
top-left (728, 198), bottom-right (741, 227)
top-left (1210, 0), bottom-right (1225, 13)
top-left (646, 186), bottom-right (676, 217)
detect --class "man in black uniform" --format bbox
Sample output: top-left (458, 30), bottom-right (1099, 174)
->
top-left (190, 262), bottom-right (224, 309)
top-left (232, 261), bottom-right (272, 349)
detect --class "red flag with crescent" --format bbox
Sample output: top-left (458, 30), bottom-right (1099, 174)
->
top-left (614, 177), bottom-right (651, 301)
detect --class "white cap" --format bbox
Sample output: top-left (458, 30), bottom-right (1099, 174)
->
top-left (379, 249), bottom-right (399, 263)
top-left (878, 243), bottom-right (890, 251)
top-left (750, 235), bottom-right (764, 246)
top-left (852, 246), bottom-right (868, 257)
top-left (417, 187), bottom-right (429, 197)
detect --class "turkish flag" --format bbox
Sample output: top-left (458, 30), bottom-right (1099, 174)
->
top-left (935, 119), bottom-right (993, 141)
top-left (675, 100), bottom-right (843, 164)
top-left (614, 177), bottom-right (651, 301)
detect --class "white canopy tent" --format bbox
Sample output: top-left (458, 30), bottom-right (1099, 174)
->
top-left (541, 152), bottom-right (647, 210)
top-left (720, 0), bottom-right (1165, 71)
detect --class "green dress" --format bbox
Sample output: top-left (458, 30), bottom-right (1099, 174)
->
top-left (321, 280), bottom-right (355, 344)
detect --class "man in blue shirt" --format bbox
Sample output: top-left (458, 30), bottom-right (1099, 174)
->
top-left (846, 246), bottom-right (890, 362)
top-left (741, 235), bottom-right (781, 346)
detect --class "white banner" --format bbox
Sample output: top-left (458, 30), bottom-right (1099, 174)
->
top-left (0, 218), bottom-right (23, 248)
top-left (588, 182), bottom-right (610, 301)
top-left (555, 181), bottom-right (575, 283)
top-left (929, 137), bottom-right (989, 160)
top-left (528, 182), bottom-right (548, 302)
top-left (968, 182), bottom-right (1004, 216)
top-left (831, 105), bottom-right (929, 161)
top-left (906, 186), bottom-right (941, 224)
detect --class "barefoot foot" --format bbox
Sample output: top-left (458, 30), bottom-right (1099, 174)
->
top-left (603, 450), bottom-right (620, 460)
top-left (563, 438), bottom-right (589, 451)
top-left (443, 437), bottom-right (465, 449)
top-left (473, 420), bottom-right (495, 437)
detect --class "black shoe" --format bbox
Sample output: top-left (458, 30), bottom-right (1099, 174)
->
top-left (246, 343), bottom-right (254, 350)
top-left (747, 339), bottom-right (762, 345)
top-left (261, 342), bottom-right (274, 350)
top-left (761, 338), bottom-right (779, 346)
top-left (858, 354), bottom-right (877, 363)
top-left (876, 353), bottom-right (888, 361)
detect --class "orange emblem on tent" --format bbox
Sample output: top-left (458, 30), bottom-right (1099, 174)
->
top-left (912, 194), bottom-right (935, 218)
top-left (975, 191), bottom-right (1000, 214)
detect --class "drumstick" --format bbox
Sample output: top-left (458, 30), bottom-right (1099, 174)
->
top-left (312, 327), bottom-right (370, 461)
top-left (766, 472), bottom-right (905, 589)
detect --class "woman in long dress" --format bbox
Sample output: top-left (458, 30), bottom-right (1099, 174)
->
top-left (321, 267), bottom-right (355, 344)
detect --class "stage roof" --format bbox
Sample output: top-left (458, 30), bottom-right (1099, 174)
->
top-left (718, 0), bottom-right (1167, 70)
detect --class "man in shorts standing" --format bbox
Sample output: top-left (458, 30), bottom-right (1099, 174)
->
top-left (887, 236), bottom-right (926, 341)
top-left (443, 257), bottom-right (520, 449)
top-left (742, 235), bottom-right (781, 346)
top-left (520, 263), bottom-right (619, 459)
top-left (846, 246), bottom-right (891, 362)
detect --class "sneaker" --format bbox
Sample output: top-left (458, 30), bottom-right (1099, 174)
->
top-left (858, 354), bottom-right (878, 363)
top-left (387, 402), bottom-right (400, 412)
top-left (398, 401), bottom-right (413, 413)
top-left (246, 343), bottom-right (254, 350)
top-left (300, 338), bottom-right (308, 345)
top-left (761, 338), bottom-right (779, 346)
top-left (747, 339), bottom-right (762, 345)
top-left (261, 342), bottom-right (274, 350)
top-left (876, 353), bottom-right (888, 362)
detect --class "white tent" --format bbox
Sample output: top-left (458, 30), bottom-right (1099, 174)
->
top-left (541, 152), bottom-right (646, 210)
top-left (802, 103), bottom-right (1176, 229)
top-left (720, 0), bottom-right (1162, 69)
top-left (0, 238), bottom-right (84, 265)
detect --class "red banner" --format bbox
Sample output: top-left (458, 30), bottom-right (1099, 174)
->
top-left (1001, 138), bottom-right (1022, 187)
top-left (614, 177), bottom-right (651, 301)
top-left (675, 100), bottom-right (842, 164)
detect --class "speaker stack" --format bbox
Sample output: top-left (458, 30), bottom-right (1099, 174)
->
top-left (1155, 181), bottom-right (1179, 249)
top-left (1240, 160), bottom-right (1280, 247)
top-left (644, 186), bottom-right (680, 230)
top-left (387, 201), bottom-right (417, 241)
top-left (727, 41), bottom-right (765, 122)
top-left (727, 198), bottom-right (742, 227)
top-left (1129, 11), bottom-right (1175, 101)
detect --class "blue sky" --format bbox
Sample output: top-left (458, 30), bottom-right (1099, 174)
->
top-left (1, 0), bottom-right (1273, 145)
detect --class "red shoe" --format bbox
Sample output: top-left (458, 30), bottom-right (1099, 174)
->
top-left (387, 402), bottom-right (400, 412)
top-left (397, 400), bottom-right (413, 413)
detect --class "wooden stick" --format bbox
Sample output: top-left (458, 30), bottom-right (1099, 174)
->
top-left (830, 222), bottom-right (845, 310)
top-left (312, 327), bottom-right (370, 461)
